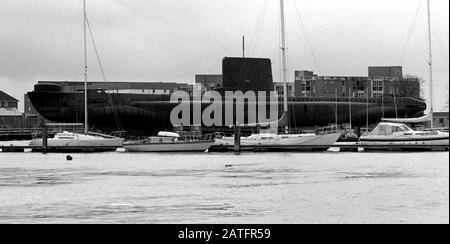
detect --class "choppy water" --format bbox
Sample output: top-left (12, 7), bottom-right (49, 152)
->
top-left (0, 151), bottom-right (448, 224)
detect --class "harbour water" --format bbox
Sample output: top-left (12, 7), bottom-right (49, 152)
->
top-left (0, 151), bottom-right (448, 224)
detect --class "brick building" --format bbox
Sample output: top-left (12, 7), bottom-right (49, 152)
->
top-left (369, 66), bottom-right (403, 78)
top-left (274, 82), bottom-right (295, 97)
top-left (294, 66), bottom-right (421, 99)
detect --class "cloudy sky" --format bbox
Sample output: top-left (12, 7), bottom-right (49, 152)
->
top-left (1, 0), bottom-right (448, 112)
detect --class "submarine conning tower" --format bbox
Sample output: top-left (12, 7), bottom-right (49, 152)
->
top-left (221, 57), bottom-right (274, 92)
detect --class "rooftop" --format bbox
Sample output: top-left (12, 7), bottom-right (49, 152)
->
top-left (37, 81), bottom-right (192, 90)
top-left (0, 90), bottom-right (18, 102)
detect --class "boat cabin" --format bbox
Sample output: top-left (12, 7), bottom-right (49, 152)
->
top-left (144, 136), bottom-right (179, 143)
top-left (143, 131), bottom-right (181, 143)
top-left (54, 131), bottom-right (77, 140)
top-left (369, 123), bottom-right (414, 136)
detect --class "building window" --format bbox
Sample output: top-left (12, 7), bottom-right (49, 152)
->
top-left (373, 80), bottom-right (383, 91)
top-left (275, 85), bottom-right (284, 96)
top-left (305, 81), bottom-right (311, 91)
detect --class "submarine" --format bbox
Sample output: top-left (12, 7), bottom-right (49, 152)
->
top-left (27, 57), bottom-right (426, 136)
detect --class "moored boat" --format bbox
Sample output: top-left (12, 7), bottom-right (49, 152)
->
top-left (214, 0), bottom-right (342, 149)
top-left (215, 129), bottom-right (342, 147)
top-left (359, 122), bottom-right (449, 147)
top-left (29, 131), bottom-right (123, 152)
top-left (28, 0), bottom-right (124, 152)
top-left (122, 132), bottom-right (214, 152)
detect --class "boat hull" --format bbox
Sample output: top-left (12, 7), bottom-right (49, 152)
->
top-left (29, 138), bottom-right (123, 152)
top-left (359, 129), bottom-right (449, 150)
top-left (215, 132), bottom-right (342, 146)
top-left (360, 137), bottom-right (449, 146)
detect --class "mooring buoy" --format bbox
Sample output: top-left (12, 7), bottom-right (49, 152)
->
top-left (66, 155), bottom-right (73, 161)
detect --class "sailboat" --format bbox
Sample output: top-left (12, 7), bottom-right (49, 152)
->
top-left (360, 0), bottom-right (449, 149)
top-left (29, 0), bottom-right (123, 152)
top-left (122, 131), bottom-right (215, 152)
top-left (215, 0), bottom-right (342, 147)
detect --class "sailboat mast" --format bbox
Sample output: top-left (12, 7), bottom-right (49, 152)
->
top-left (83, 0), bottom-right (88, 134)
top-left (242, 36), bottom-right (245, 58)
top-left (427, 0), bottom-right (434, 128)
top-left (349, 88), bottom-right (352, 129)
top-left (335, 87), bottom-right (338, 128)
top-left (280, 0), bottom-right (288, 114)
top-left (366, 87), bottom-right (369, 133)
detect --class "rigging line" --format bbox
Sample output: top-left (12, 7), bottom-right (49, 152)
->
top-left (291, 0), bottom-right (322, 74)
top-left (394, 86), bottom-right (399, 119)
top-left (282, 2), bottom-right (290, 88)
top-left (431, 16), bottom-right (448, 93)
top-left (248, 0), bottom-right (268, 57)
top-left (431, 4), bottom-right (450, 48)
top-left (432, 25), bottom-right (449, 64)
top-left (398, 0), bottom-right (422, 65)
top-left (277, 0), bottom-right (282, 85)
top-left (204, 0), bottom-right (215, 70)
top-left (55, 0), bottom-right (82, 80)
top-left (290, 100), bottom-right (296, 130)
top-left (85, 15), bottom-right (106, 81)
top-left (85, 14), bottom-right (124, 132)
top-left (278, 40), bottom-right (283, 85)
top-left (230, 1), bottom-right (268, 99)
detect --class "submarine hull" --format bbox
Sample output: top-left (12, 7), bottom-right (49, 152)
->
top-left (27, 90), bottom-right (426, 136)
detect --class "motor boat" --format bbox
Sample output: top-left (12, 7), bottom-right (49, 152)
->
top-left (359, 122), bottom-right (449, 147)
top-left (122, 131), bottom-right (215, 152)
top-left (29, 131), bottom-right (124, 152)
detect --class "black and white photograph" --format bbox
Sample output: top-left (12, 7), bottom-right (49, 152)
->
top-left (0, 0), bottom-right (448, 230)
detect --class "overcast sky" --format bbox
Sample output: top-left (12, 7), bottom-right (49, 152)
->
top-left (1, 0), bottom-right (449, 112)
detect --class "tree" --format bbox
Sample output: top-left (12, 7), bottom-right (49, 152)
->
top-left (404, 73), bottom-right (426, 100)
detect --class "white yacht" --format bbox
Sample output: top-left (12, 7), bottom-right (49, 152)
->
top-left (215, 129), bottom-right (341, 147)
top-left (359, 122), bottom-right (449, 146)
top-left (29, 0), bottom-right (124, 152)
top-left (123, 132), bottom-right (214, 152)
top-left (29, 131), bottom-right (123, 151)
top-left (214, 0), bottom-right (342, 148)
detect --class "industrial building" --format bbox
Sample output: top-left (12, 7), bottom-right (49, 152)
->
top-left (195, 74), bottom-right (223, 94)
top-left (194, 66), bottom-right (421, 102)
top-left (433, 112), bottom-right (449, 128)
top-left (294, 66), bottom-right (421, 99)
top-left (368, 66), bottom-right (403, 78)
top-left (274, 82), bottom-right (295, 97)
